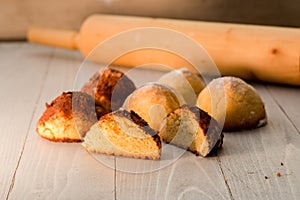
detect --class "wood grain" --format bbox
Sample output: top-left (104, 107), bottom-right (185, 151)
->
top-left (265, 85), bottom-right (300, 133)
top-left (0, 43), bottom-right (54, 200)
top-left (6, 48), bottom-right (115, 199)
top-left (116, 153), bottom-right (232, 200)
top-left (1, 42), bottom-right (299, 199)
top-left (217, 84), bottom-right (300, 200)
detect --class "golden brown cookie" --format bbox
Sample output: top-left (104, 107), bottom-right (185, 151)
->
top-left (158, 68), bottom-right (205, 105)
top-left (124, 83), bottom-right (181, 130)
top-left (36, 91), bottom-right (107, 142)
top-left (81, 67), bottom-right (136, 112)
top-left (197, 76), bottom-right (267, 131)
top-left (159, 105), bottom-right (223, 157)
top-left (82, 110), bottom-right (161, 160)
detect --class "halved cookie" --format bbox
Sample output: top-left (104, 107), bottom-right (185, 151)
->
top-left (82, 110), bottom-right (161, 160)
top-left (36, 91), bottom-right (106, 142)
top-left (159, 105), bottom-right (223, 157)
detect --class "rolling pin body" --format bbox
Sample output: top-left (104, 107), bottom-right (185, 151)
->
top-left (28, 14), bottom-right (300, 85)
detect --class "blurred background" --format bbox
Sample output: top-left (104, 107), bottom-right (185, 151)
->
top-left (0, 0), bottom-right (299, 40)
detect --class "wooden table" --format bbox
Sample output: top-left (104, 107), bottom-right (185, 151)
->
top-left (1, 42), bottom-right (299, 200)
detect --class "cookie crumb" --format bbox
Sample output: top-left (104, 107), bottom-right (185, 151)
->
top-left (276, 172), bottom-right (281, 177)
top-left (280, 162), bottom-right (284, 166)
top-left (264, 176), bottom-right (269, 179)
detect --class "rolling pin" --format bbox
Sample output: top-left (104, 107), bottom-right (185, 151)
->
top-left (27, 14), bottom-right (300, 85)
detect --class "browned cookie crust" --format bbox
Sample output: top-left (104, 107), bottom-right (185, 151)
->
top-left (110, 110), bottom-right (161, 149)
top-left (81, 67), bottom-right (136, 112)
top-left (36, 91), bottom-right (107, 142)
top-left (83, 109), bottom-right (161, 160)
top-left (160, 105), bottom-right (223, 157)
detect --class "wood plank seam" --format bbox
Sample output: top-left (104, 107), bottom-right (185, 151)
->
top-left (266, 86), bottom-right (300, 135)
top-left (216, 156), bottom-right (234, 200)
top-left (217, 156), bottom-right (260, 198)
top-left (5, 49), bottom-right (55, 200)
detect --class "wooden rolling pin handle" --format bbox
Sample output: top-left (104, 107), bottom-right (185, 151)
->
top-left (27, 27), bottom-right (79, 50)
top-left (26, 14), bottom-right (300, 85)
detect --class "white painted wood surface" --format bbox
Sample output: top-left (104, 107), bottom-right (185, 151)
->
top-left (0, 42), bottom-right (299, 200)
top-left (218, 85), bottom-right (300, 200)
